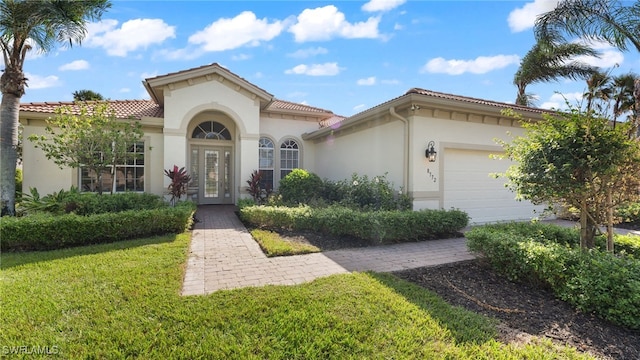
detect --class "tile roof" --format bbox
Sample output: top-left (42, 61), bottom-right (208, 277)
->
top-left (319, 115), bottom-right (347, 128)
top-left (406, 88), bottom-right (552, 114)
top-left (145, 62), bottom-right (273, 99)
top-left (20, 100), bottom-right (163, 119)
top-left (267, 99), bottom-right (335, 115)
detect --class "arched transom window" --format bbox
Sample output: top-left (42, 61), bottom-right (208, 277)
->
top-left (192, 121), bottom-right (231, 140)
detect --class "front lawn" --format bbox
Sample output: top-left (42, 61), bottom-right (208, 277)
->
top-left (1, 233), bottom-right (590, 359)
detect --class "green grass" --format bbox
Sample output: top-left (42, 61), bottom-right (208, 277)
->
top-left (250, 229), bottom-right (320, 256)
top-left (1, 233), bottom-right (592, 359)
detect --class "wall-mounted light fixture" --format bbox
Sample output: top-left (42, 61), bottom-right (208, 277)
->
top-left (425, 141), bottom-right (437, 162)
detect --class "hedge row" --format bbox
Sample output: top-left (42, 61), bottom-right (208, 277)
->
top-left (1, 202), bottom-right (196, 251)
top-left (466, 223), bottom-right (640, 330)
top-left (239, 205), bottom-right (469, 244)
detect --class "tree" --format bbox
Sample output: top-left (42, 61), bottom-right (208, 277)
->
top-left (497, 108), bottom-right (640, 250)
top-left (73, 89), bottom-right (104, 101)
top-left (0, 0), bottom-right (110, 216)
top-left (610, 72), bottom-right (638, 131)
top-left (28, 103), bottom-right (144, 195)
top-left (514, 36), bottom-right (598, 106)
top-left (535, 0), bottom-right (640, 134)
top-left (583, 70), bottom-right (612, 113)
top-left (535, 0), bottom-right (640, 53)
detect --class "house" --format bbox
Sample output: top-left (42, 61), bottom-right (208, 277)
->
top-left (19, 63), bottom-right (547, 223)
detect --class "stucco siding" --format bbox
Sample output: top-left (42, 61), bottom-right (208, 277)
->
top-left (22, 124), bottom-right (73, 196)
top-left (312, 120), bottom-right (404, 186)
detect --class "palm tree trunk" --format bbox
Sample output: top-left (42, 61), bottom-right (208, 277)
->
top-left (0, 93), bottom-right (20, 216)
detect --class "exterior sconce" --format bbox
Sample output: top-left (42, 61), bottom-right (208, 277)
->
top-left (425, 141), bottom-right (437, 162)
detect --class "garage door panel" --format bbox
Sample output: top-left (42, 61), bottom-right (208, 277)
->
top-left (443, 148), bottom-right (543, 223)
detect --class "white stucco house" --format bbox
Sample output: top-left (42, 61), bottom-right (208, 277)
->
top-left (19, 63), bottom-right (548, 223)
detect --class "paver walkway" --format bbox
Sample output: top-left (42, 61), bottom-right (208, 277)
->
top-left (182, 205), bottom-right (475, 295)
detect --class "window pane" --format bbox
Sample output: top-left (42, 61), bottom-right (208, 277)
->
top-left (80, 141), bottom-right (145, 193)
top-left (258, 137), bottom-right (275, 190)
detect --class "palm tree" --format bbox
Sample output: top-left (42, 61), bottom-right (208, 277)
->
top-left (535, 0), bottom-right (640, 136)
top-left (610, 73), bottom-right (636, 127)
top-left (535, 0), bottom-right (640, 53)
top-left (514, 37), bottom-right (599, 106)
top-left (584, 70), bottom-right (612, 113)
top-left (0, 0), bottom-right (110, 216)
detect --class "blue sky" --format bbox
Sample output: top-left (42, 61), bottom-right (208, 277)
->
top-left (18, 0), bottom-right (640, 117)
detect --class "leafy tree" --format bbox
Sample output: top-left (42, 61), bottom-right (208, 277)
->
top-left (28, 103), bottom-right (144, 195)
top-left (73, 89), bottom-right (104, 101)
top-left (0, 0), bottom-right (111, 215)
top-left (514, 36), bottom-right (598, 106)
top-left (497, 108), bottom-right (640, 250)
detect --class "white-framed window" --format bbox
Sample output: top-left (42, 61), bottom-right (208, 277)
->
top-left (79, 142), bottom-right (145, 193)
top-left (280, 139), bottom-right (299, 180)
top-left (192, 121), bottom-right (231, 140)
top-left (258, 137), bottom-right (274, 190)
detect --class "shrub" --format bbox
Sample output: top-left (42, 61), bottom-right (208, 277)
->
top-left (334, 173), bottom-right (412, 211)
top-left (18, 188), bottom-right (166, 216)
top-left (164, 165), bottom-right (192, 206)
top-left (278, 169), bottom-right (324, 205)
top-left (466, 223), bottom-right (640, 330)
top-left (245, 170), bottom-right (273, 204)
top-left (1, 201), bottom-right (195, 251)
top-left (616, 202), bottom-right (640, 226)
top-left (240, 205), bottom-right (468, 244)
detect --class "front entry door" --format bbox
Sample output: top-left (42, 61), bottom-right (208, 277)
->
top-left (191, 146), bottom-right (233, 204)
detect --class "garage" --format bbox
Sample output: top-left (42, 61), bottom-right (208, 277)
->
top-left (443, 148), bottom-right (544, 224)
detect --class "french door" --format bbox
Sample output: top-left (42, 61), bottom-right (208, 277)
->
top-left (190, 146), bottom-right (233, 204)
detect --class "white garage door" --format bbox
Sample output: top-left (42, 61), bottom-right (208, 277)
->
top-left (443, 148), bottom-right (543, 224)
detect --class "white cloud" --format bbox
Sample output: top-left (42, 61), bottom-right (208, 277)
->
top-left (232, 53), bottom-right (251, 61)
top-left (289, 5), bottom-right (380, 42)
top-left (508, 0), bottom-right (559, 33)
top-left (189, 11), bottom-right (284, 52)
top-left (140, 71), bottom-right (158, 80)
top-left (24, 73), bottom-right (60, 89)
top-left (119, 88), bottom-right (131, 93)
top-left (571, 39), bottom-right (625, 67)
top-left (541, 92), bottom-right (583, 109)
top-left (285, 62), bottom-right (342, 76)
top-left (353, 104), bottom-right (367, 112)
top-left (87, 19), bottom-right (175, 56)
top-left (357, 76), bottom-right (376, 85)
top-left (59, 60), bottom-right (89, 71)
top-left (155, 47), bottom-right (204, 61)
top-left (421, 54), bottom-right (520, 75)
top-left (362, 0), bottom-right (406, 12)
top-left (287, 47), bottom-right (329, 58)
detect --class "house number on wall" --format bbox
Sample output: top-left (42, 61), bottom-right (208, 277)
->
top-left (426, 168), bottom-right (437, 183)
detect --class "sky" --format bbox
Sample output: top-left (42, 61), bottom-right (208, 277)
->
top-left (16, 0), bottom-right (640, 117)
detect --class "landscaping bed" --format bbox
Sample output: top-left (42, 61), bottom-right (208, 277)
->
top-left (251, 223), bottom-right (640, 359)
top-left (394, 259), bottom-right (640, 360)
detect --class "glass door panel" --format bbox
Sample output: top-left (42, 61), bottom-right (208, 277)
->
top-left (204, 149), bottom-right (219, 198)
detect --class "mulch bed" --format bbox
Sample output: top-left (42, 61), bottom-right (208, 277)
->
top-left (270, 228), bottom-right (640, 359)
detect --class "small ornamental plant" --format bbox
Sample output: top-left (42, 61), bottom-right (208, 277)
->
top-left (246, 170), bottom-right (272, 204)
top-left (164, 165), bottom-right (192, 206)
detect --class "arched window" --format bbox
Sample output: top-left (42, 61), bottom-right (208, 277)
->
top-left (258, 137), bottom-right (274, 190)
top-left (280, 139), bottom-right (299, 179)
top-left (192, 121), bottom-right (231, 140)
